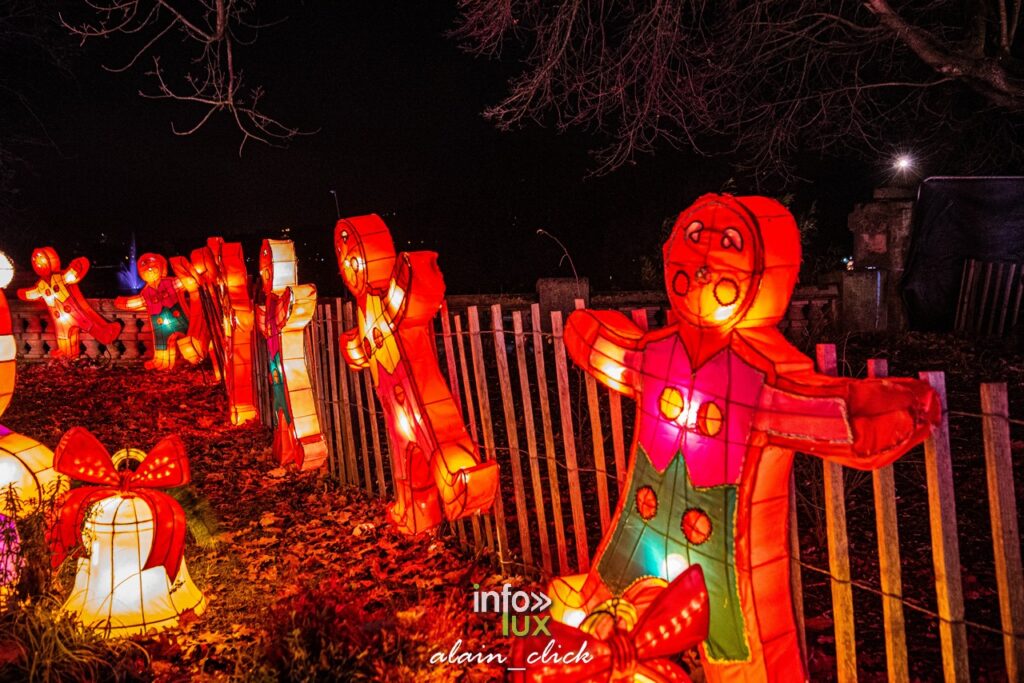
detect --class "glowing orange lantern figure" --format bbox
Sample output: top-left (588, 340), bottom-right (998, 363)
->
top-left (189, 238), bottom-right (258, 425)
top-left (256, 239), bottom-right (327, 470)
top-left (548, 194), bottom-right (940, 682)
top-left (50, 428), bottom-right (206, 637)
top-left (334, 215), bottom-right (498, 534)
top-left (169, 255), bottom-right (212, 366)
top-left (115, 253), bottom-right (192, 370)
top-left (16, 247), bottom-right (121, 359)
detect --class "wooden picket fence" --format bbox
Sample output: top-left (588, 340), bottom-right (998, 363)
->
top-left (270, 297), bottom-right (1022, 682)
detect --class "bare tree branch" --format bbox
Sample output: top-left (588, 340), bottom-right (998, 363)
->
top-left (62, 0), bottom-right (313, 152)
top-left (455, 0), bottom-right (1024, 180)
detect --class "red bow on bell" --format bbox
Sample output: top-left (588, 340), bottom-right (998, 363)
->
top-left (49, 427), bottom-right (191, 578)
top-left (510, 565), bottom-right (709, 683)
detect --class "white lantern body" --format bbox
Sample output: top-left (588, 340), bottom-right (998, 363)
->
top-left (0, 431), bottom-right (68, 515)
top-left (62, 494), bottom-right (206, 637)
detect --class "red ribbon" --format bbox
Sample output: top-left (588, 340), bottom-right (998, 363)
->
top-left (511, 565), bottom-right (709, 683)
top-left (49, 427), bottom-right (190, 578)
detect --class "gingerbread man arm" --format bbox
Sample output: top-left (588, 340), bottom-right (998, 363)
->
top-left (756, 372), bottom-right (940, 469)
top-left (169, 257), bottom-right (200, 293)
top-left (564, 309), bottom-right (644, 400)
top-left (16, 283), bottom-right (43, 301)
top-left (63, 257), bottom-right (90, 284)
top-left (339, 326), bottom-right (370, 369)
top-left (399, 252), bottom-right (442, 325)
top-left (114, 293), bottom-right (146, 311)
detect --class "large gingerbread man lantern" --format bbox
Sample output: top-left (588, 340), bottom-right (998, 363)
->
top-left (550, 194), bottom-right (940, 682)
top-left (255, 239), bottom-right (327, 471)
top-left (334, 215), bottom-right (498, 534)
top-left (17, 247), bottom-right (121, 358)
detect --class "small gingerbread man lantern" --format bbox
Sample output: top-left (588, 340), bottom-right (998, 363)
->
top-left (255, 239), bottom-right (327, 470)
top-left (551, 194), bottom-right (940, 682)
top-left (334, 215), bottom-right (498, 534)
top-left (115, 253), bottom-right (194, 370)
top-left (17, 247), bottom-right (121, 359)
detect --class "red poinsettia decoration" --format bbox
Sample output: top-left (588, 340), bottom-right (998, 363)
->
top-left (49, 427), bottom-right (190, 577)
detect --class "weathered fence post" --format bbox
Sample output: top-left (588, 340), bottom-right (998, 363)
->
top-left (491, 304), bottom-right (534, 567)
top-left (919, 370), bottom-right (970, 683)
top-left (868, 358), bottom-right (909, 683)
top-left (467, 306), bottom-right (510, 566)
top-left (550, 309), bottom-right (590, 572)
top-left (816, 343), bottom-right (858, 682)
top-left (531, 304), bottom-right (570, 575)
top-left (512, 310), bottom-right (553, 574)
top-left (574, 299), bottom-right (610, 532)
top-left (980, 382), bottom-right (1024, 680)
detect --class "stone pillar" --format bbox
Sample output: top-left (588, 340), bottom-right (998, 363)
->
top-left (536, 278), bottom-right (590, 329)
top-left (846, 186), bottom-right (916, 331)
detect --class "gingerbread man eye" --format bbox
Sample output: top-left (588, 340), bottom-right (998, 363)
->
top-left (685, 221), bottom-right (703, 243)
top-left (721, 227), bottom-right (743, 251)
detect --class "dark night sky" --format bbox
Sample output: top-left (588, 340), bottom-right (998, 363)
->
top-left (6, 1), bottom-right (873, 295)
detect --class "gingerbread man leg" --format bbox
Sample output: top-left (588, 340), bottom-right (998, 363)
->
top-left (388, 443), bottom-right (443, 534)
top-left (430, 443), bottom-right (498, 521)
top-left (54, 325), bottom-right (79, 359)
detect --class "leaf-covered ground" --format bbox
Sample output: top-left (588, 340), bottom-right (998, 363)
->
top-left (1, 361), bottom-right (519, 681)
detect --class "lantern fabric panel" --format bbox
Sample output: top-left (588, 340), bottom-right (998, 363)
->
top-left (16, 247), bottom-right (121, 358)
top-left (549, 194), bottom-right (940, 683)
top-left (50, 428), bottom-right (205, 637)
top-left (334, 215), bottom-right (498, 534)
top-left (256, 240), bottom-right (327, 470)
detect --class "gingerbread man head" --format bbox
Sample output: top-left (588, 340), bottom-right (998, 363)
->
top-left (258, 239), bottom-right (300, 296)
top-left (663, 194), bottom-right (801, 332)
top-left (137, 253), bottom-right (169, 286)
top-left (30, 247), bottom-right (61, 279)
top-left (334, 215), bottom-right (398, 300)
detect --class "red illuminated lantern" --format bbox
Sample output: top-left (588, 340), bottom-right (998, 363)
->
top-left (513, 565), bottom-right (709, 682)
top-left (189, 238), bottom-right (258, 425)
top-left (256, 239), bottom-right (327, 470)
top-left (546, 194), bottom-right (940, 682)
top-left (114, 253), bottom-right (191, 370)
top-left (334, 215), bottom-right (498, 534)
top-left (17, 247), bottom-right (121, 358)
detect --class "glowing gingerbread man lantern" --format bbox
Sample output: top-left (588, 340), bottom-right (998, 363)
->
top-left (256, 239), bottom-right (327, 470)
top-left (334, 215), bottom-right (498, 534)
top-left (190, 238), bottom-right (258, 425)
top-left (17, 247), bottom-right (121, 358)
top-left (550, 194), bottom-right (940, 682)
top-left (115, 253), bottom-right (194, 370)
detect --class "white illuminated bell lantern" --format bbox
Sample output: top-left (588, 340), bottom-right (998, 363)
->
top-left (52, 429), bottom-right (206, 637)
